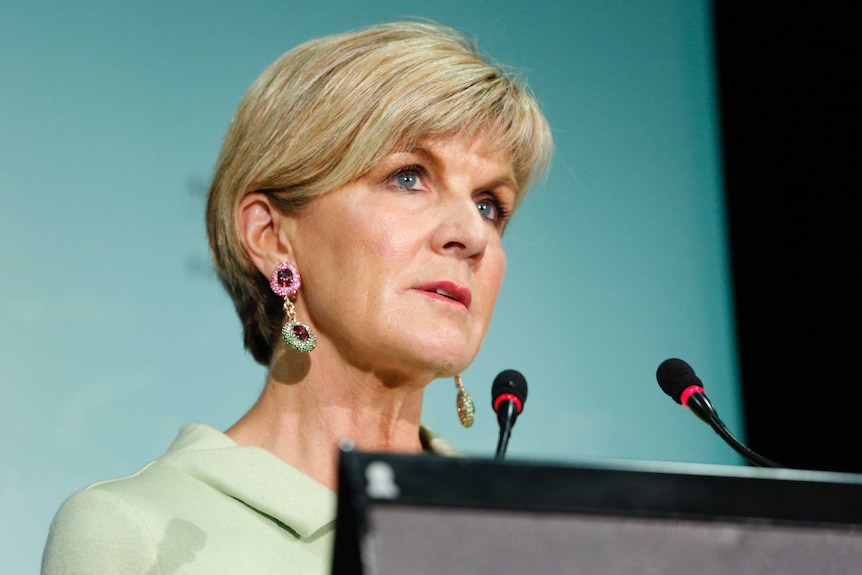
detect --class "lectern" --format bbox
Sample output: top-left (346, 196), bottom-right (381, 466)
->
top-left (332, 447), bottom-right (862, 574)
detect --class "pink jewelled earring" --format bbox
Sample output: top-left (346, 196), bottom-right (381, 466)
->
top-left (270, 261), bottom-right (316, 353)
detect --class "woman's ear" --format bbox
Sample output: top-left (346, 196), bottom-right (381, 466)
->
top-left (237, 192), bottom-right (297, 275)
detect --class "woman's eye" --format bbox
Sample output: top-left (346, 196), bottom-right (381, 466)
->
top-left (477, 197), bottom-right (509, 223)
top-left (392, 167), bottom-right (422, 190)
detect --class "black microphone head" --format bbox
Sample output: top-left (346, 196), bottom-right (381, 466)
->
top-left (492, 369), bottom-right (528, 410)
top-left (656, 358), bottom-right (703, 404)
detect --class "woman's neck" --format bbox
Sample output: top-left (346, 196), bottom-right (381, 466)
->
top-left (225, 349), bottom-right (428, 491)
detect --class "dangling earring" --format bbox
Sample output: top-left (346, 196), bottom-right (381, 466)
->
top-left (270, 261), bottom-right (316, 353)
top-left (454, 374), bottom-right (475, 428)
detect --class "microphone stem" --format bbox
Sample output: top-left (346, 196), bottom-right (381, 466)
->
top-left (708, 414), bottom-right (783, 468)
top-left (495, 402), bottom-right (518, 459)
top-left (687, 393), bottom-right (784, 468)
top-left (495, 426), bottom-right (511, 460)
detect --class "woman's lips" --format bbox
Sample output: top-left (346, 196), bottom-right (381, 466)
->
top-left (415, 281), bottom-right (472, 309)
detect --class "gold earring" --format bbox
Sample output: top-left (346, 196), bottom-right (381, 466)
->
top-left (454, 375), bottom-right (475, 428)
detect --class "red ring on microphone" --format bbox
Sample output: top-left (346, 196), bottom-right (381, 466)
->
top-left (493, 393), bottom-right (524, 413)
top-left (680, 385), bottom-right (705, 407)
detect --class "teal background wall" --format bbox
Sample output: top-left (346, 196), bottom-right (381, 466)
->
top-left (1, 1), bottom-right (739, 571)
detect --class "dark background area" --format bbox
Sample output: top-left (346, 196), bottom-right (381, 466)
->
top-left (712, 3), bottom-right (860, 472)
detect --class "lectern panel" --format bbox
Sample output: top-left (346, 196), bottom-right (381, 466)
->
top-left (367, 506), bottom-right (862, 575)
top-left (332, 451), bottom-right (862, 575)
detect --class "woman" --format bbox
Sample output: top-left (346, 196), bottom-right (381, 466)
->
top-left (42, 20), bottom-right (552, 574)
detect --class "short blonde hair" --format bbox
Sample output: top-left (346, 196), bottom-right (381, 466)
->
top-left (207, 20), bottom-right (553, 365)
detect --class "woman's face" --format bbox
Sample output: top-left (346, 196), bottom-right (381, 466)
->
top-left (290, 132), bottom-right (516, 381)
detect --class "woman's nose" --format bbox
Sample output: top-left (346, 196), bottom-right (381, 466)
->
top-left (433, 196), bottom-right (489, 262)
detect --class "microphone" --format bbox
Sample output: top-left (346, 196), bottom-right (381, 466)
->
top-left (492, 369), bottom-right (528, 460)
top-left (656, 358), bottom-right (784, 468)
